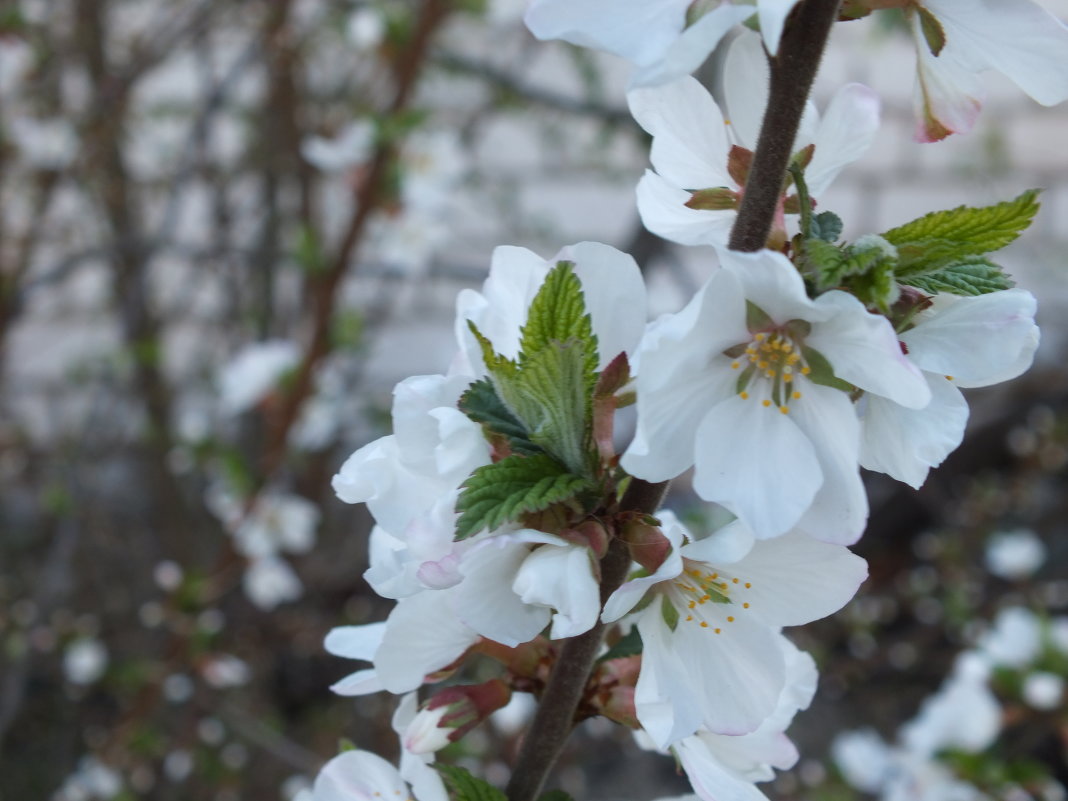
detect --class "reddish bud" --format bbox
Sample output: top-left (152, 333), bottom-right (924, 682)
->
top-left (619, 515), bottom-right (672, 573)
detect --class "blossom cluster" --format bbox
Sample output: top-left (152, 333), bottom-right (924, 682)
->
top-left (304, 2), bottom-right (1059, 801)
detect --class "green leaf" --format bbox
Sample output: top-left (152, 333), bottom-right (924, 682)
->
top-left (468, 320), bottom-right (519, 380)
top-left (598, 625), bottom-right (643, 662)
top-left (455, 453), bottom-right (593, 540)
top-left (437, 764), bottom-right (508, 801)
top-left (810, 211), bottom-right (843, 243)
top-left (900, 256), bottom-right (1014, 296)
top-left (518, 261), bottom-right (598, 383)
top-left (882, 189), bottom-right (1040, 268)
top-left (500, 340), bottom-right (594, 476)
top-left (458, 378), bottom-right (540, 455)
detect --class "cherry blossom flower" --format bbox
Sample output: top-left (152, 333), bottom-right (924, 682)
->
top-left (217, 340), bottom-right (300, 415)
top-left (907, 0), bottom-right (1068, 141)
top-left (860, 289), bottom-right (1038, 489)
top-left (622, 249), bottom-right (928, 543)
top-left (602, 512), bottom-right (866, 743)
top-left (524, 1), bottom-right (800, 88)
top-left (629, 32), bottom-right (879, 250)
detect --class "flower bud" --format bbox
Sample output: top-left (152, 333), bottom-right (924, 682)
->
top-left (402, 679), bottom-right (512, 754)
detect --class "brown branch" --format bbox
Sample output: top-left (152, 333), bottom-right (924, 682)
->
top-left (728, 0), bottom-right (843, 252)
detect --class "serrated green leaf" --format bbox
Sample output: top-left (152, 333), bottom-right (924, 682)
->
top-left (458, 379), bottom-right (540, 455)
top-left (437, 764), bottom-right (508, 801)
top-left (468, 320), bottom-right (518, 379)
top-left (882, 190), bottom-right (1040, 271)
top-left (900, 256), bottom-right (1015, 296)
top-left (454, 453), bottom-right (593, 540)
top-left (811, 211), bottom-right (843, 242)
top-left (598, 626), bottom-right (643, 662)
top-left (518, 261), bottom-right (599, 382)
top-left (499, 340), bottom-right (593, 476)
top-left (849, 259), bottom-right (899, 313)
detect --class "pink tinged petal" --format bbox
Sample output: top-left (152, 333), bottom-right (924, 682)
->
top-left (375, 592), bottom-right (479, 693)
top-left (805, 84), bottom-right (881, 198)
top-left (790, 382), bottom-right (869, 545)
top-left (635, 611), bottom-right (707, 747)
top-left (692, 394), bottom-right (823, 539)
top-left (726, 532), bottom-right (868, 628)
top-left (524, 0), bottom-right (689, 68)
top-left (910, 12), bottom-right (984, 141)
top-left (330, 669), bottom-right (384, 697)
top-left (513, 544), bottom-right (600, 639)
top-left (680, 518), bottom-right (756, 566)
top-left (718, 249), bottom-right (817, 325)
top-left (900, 289), bottom-right (1039, 388)
top-left (636, 170), bottom-right (736, 247)
top-left (860, 374), bottom-right (968, 489)
top-left (603, 521), bottom-right (686, 623)
top-left (668, 606), bottom-right (785, 735)
top-left (808, 291), bottom-right (931, 409)
top-left (556, 241), bottom-right (648, 367)
top-left (455, 539), bottom-right (551, 646)
top-left (628, 76), bottom-right (735, 189)
top-left (757, 0), bottom-right (803, 56)
top-left (925, 0), bottom-right (1068, 107)
top-left (325, 622), bottom-right (387, 660)
top-left (721, 31), bottom-right (771, 151)
top-left (633, 5), bottom-right (757, 88)
top-left (312, 751), bottom-right (407, 801)
top-left (675, 737), bottom-right (772, 801)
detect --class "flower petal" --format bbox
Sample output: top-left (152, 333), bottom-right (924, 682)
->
top-left (806, 84), bottom-right (880, 197)
top-left (513, 544), bottom-right (600, 639)
top-left (692, 393), bottom-right (823, 539)
top-left (313, 751), bottom-right (408, 801)
top-left (633, 5), bottom-right (756, 87)
top-left (325, 622), bottom-right (387, 661)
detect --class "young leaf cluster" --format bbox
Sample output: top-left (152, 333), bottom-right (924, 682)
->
top-left (800, 190), bottom-right (1039, 310)
top-left (454, 262), bottom-right (608, 540)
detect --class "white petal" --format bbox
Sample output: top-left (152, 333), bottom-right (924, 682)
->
top-left (325, 623), bottom-right (387, 660)
top-left (721, 30), bottom-right (771, 150)
top-left (900, 289), bottom-right (1039, 388)
top-left (805, 84), bottom-right (880, 197)
top-left (636, 170), bottom-right (736, 247)
top-left (635, 609), bottom-right (709, 746)
top-left (524, 0), bottom-right (689, 67)
top-left (791, 383), bottom-right (869, 545)
top-left (926, 0), bottom-right (1068, 106)
top-left (557, 241), bottom-right (648, 367)
top-left (513, 544), bottom-right (600, 639)
top-left (860, 373), bottom-right (968, 489)
top-left (718, 249), bottom-right (817, 325)
top-left (375, 591), bottom-right (479, 693)
top-left (726, 532), bottom-right (868, 627)
top-left (680, 519), bottom-right (756, 566)
top-left (603, 521), bottom-right (686, 623)
top-left (633, 5), bottom-right (756, 87)
top-left (330, 669), bottom-right (384, 697)
top-left (692, 393), bottom-right (823, 539)
top-left (808, 291), bottom-right (931, 409)
top-left (675, 736), bottom-right (771, 801)
top-left (628, 76), bottom-right (735, 189)
top-left (909, 11), bottom-right (984, 141)
top-left (464, 246), bottom-right (550, 361)
top-left (455, 538), bottom-right (551, 646)
top-left (313, 751), bottom-right (407, 801)
top-left (757, 0), bottom-right (802, 56)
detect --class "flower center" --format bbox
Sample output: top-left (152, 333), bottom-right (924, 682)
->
top-left (671, 561), bottom-right (754, 635)
top-left (730, 330), bottom-right (811, 414)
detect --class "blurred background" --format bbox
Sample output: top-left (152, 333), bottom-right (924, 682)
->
top-left (1, 1), bottom-right (1066, 799)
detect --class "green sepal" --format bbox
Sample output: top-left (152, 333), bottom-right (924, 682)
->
top-left (916, 7), bottom-right (946, 55)
top-left (800, 346), bottom-right (854, 393)
top-left (598, 625), bottom-right (643, 662)
top-left (660, 595), bottom-right (680, 632)
top-left (686, 187), bottom-right (739, 211)
top-left (454, 453), bottom-right (593, 540)
top-left (436, 764), bottom-right (508, 801)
